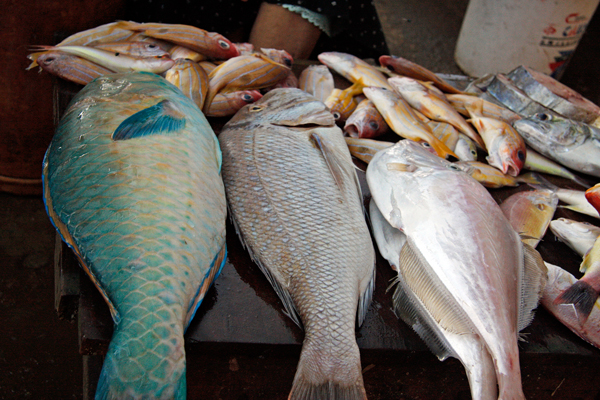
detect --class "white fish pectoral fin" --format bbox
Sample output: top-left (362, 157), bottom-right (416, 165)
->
top-left (398, 239), bottom-right (475, 335)
top-left (357, 265), bottom-right (375, 327)
top-left (369, 199), bottom-right (406, 272)
top-left (227, 204), bottom-right (303, 328)
top-left (518, 243), bottom-right (548, 331)
top-left (391, 272), bottom-right (456, 361)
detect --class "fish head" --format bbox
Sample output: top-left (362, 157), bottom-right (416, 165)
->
top-left (497, 139), bottom-right (526, 177)
top-left (260, 48), bottom-right (293, 68)
top-left (37, 51), bottom-right (69, 71)
top-left (207, 32), bottom-right (240, 59)
top-left (376, 139), bottom-right (458, 176)
top-left (454, 135), bottom-right (478, 161)
top-left (388, 76), bottom-right (426, 95)
top-left (513, 113), bottom-right (588, 149)
top-left (223, 88), bottom-right (336, 129)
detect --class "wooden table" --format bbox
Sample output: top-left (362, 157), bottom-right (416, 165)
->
top-left (52, 76), bottom-right (600, 400)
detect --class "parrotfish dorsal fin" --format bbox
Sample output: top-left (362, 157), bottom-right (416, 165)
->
top-left (112, 99), bottom-right (186, 140)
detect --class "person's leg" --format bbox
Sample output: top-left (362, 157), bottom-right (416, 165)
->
top-left (249, 2), bottom-right (321, 60)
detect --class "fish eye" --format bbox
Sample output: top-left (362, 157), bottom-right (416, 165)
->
top-left (536, 113), bottom-right (550, 121)
top-left (218, 40), bottom-right (230, 49)
top-left (447, 164), bottom-right (460, 171)
top-left (369, 121), bottom-right (379, 130)
top-left (114, 52), bottom-right (120, 57)
top-left (250, 105), bottom-right (264, 112)
top-left (332, 112), bottom-right (341, 120)
top-left (517, 150), bottom-right (526, 161)
top-left (471, 149), bottom-right (477, 156)
top-left (242, 94), bottom-right (254, 102)
top-left (283, 58), bottom-right (292, 67)
top-left (148, 44), bottom-right (157, 48)
top-left (420, 142), bottom-right (431, 148)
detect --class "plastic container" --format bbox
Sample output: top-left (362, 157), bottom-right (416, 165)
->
top-left (454, 0), bottom-right (600, 78)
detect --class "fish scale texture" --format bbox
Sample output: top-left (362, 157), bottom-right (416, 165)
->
top-left (219, 89), bottom-right (374, 398)
top-left (44, 72), bottom-right (227, 400)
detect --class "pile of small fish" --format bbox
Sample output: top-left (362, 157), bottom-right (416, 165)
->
top-left (33, 20), bottom-right (600, 400)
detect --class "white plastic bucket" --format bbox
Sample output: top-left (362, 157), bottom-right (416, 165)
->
top-left (454, 0), bottom-right (600, 78)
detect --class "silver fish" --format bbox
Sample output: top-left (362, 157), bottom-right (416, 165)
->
top-left (366, 140), bottom-right (547, 400)
top-left (513, 113), bottom-right (600, 178)
top-left (219, 88), bottom-right (375, 400)
top-left (550, 218), bottom-right (600, 258)
top-left (485, 73), bottom-right (563, 118)
top-left (508, 65), bottom-right (600, 125)
top-left (541, 262), bottom-right (600, 349)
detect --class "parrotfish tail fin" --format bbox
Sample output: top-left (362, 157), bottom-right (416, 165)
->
top-left (288, 345), bottom-right (367, 400)
top-left (554, 280), bottom-right (599, 324)
top-left (95, 309), bottom-right (187, 400)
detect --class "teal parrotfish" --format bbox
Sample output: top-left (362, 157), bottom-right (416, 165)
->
top-left (43, 72), bottom-right (227, 399)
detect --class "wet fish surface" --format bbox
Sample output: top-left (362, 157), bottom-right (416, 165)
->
top-left (366, 140), bottom-right (546, 400)
top-left (43, 72), bottom-right (227, 399)
top-left (219, 88), bottom-right (376, 400)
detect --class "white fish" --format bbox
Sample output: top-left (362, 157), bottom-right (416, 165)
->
top-left (541, 262), bottom-right (600, 349)
top-left (550, 218), bottom-right (600, 258)
top-left (366, 140), bottom-right (547, 400)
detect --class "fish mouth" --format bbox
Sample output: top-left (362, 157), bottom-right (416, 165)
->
top-left (344, 124), bottom-right (359, 138)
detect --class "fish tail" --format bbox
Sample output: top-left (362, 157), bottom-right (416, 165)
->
top-left (288, 337), bottom-right (367, 400)
top-left (554, 280), bottom-right (599, 323)
top-left (515, 172), bottom-right (543, 186)
top-left (430, 138), bottom-right (460, 162)
top-left (95, 311), bottom-right (187, 400)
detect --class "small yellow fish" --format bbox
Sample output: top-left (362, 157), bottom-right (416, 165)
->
top-left (344, 99), bottom-right (389, 139)
top-left (324, 81), bottom-right (363, 122)
top-left (164, 59), bottom-right (209, 110)
top-left (205, 90), bottom-right (262, 117)
top-left (379, 55), bottom-right (464, 94)
top-left (36, 51), bottom-right (114, 85)
top-left (169, 45), bottom-right (207, 62)
top-left (344, 137), bottom-right (394, 164)
top-left (363, 87), bottom-right (459, 160)
top-left (298, 64), bottom-right (334, 104)
top-left (500, 189), bottom-right (559, 248)
top-left (446, 94), bottom-right (521, 124)
top-left (318, 52), bottom-right (392, 90)
top-left (117, 21), bottom-right (240, 60)
top-left (204, 54), bottom-right (290, 112)
top-left (389, 76), bottom-right (485, 149)
top-left (457, 161), bottom-right (540, 188)
top-left (466, 100), bottom-right (526, 177)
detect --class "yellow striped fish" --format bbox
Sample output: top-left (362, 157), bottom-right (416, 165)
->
top-left (298, 64), bottom-right (335, 104)
top-left (118, 21), bottom-right (239, 60)
top-left (205, 90), bottom-right (263, 117)
top-left (363, 86), bottom-right (459, 160)
top-left (165, 59), bottom-right (209, 110)
top-left (324, 81), bottom-right (363, 122)
top-left (318, 52), bottom-right (392, 90)
top-left (389, 76), bottom-right (485, 149)
top-left (36, 51), bottom-right (114, 85)
top-left (203, 54), bottom-right (290, 112)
